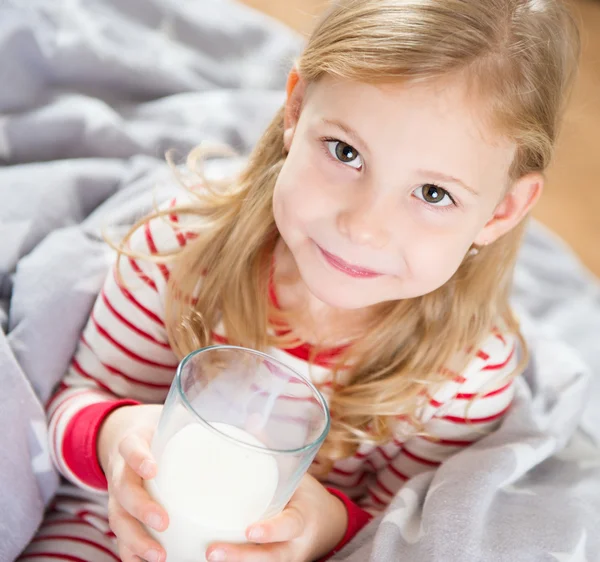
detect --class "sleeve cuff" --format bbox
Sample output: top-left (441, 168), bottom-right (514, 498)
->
top-left (320, 487), bottom-right (373, 561)
top-left (61, 399), bottom-right (140, 491)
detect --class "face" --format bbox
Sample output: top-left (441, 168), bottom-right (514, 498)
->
top-left (272, 74), bottom-right (540, 310)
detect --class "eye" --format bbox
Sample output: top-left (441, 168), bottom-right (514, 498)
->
top-left (325, 140), bottom-right (363, 169)
top-left (413, 183), bottom-right (455, 207)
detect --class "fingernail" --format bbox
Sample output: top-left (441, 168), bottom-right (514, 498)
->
top-left (146, 512), bottom-right (164, 531)
top-left (144, 549), bottom-right (161, 562)
top-left (248, 526), bottom-right (264, 541)
top-left (207, 549), bottom-right (227, 561)
top-left (140, 459), bottom-right (155, 478)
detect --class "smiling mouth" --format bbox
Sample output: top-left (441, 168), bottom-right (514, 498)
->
top-left (317, 246), bottom-right (383, 279)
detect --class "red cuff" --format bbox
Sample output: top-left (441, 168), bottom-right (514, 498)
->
top-left (61, 399), bottom-right (140, 490)
top-left (319, 487), bottom-right (373, 561)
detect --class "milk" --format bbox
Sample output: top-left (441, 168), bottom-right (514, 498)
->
top-left (145, 422), bottom-right (279, 562)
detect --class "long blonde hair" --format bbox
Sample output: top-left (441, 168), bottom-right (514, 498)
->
top-left (122, 0), bottom-right (580, 462)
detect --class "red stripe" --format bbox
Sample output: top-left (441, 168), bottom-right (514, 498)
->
top-left (367, 487), bottom-right (386, 506)
top-left (127, 257), bottom-right (157, 291)
top-left (144, 222), bottom-right (170, 281)
top-left (438, 367), bottom-right (461, 380)
top-left (30, 535), bottom-right (119, 562)
top-left (494, 332), bottom-right (507, 345)
top-left (101, 289), bottom-right (171, 350)
top-left (331, 465), bottom-right (360, 477)
top-left (482, 345), bottom-right (516, 371)
top-left (442, 402), bottom-right (512, 424)
top-left (113, 269), bottom-right (164, 326)
top-left (102, 363), bottom-right (171, 390)
top-left (43, 518), bottom-right (88, 527)
top-left (214, 332), bottom-right (343, 378)
top-left (90, 312), bottom-right (178, 370)
top-left (168, 202), bottom-right (188, 248)
top-left (21, 554), bottom-right (89, 562)
top-left (401, 447), bottom-right (441, 467)
top-left (45, 383), bottom-right (69, 411)
top-left (80, 336), bottom-right (172, 390)
top-left (376, 447), bottom-right (394, 462)
top-left (280, 340), bottom-right (347, 368)
top-left (420, 436), bottom-right (476, 447)
top-left (76, 510), bottom-right (109, 523)
top-left (455, 380), bottom-right (513, 400)
top-left (386, 462), bottom-right (410, 482)
top-left (331, 467), bottom-right (369, 487)
top-left (319, 381), bottom-right (335, 388)
top-left (71, 358), bottom-right (113, 393)
top-left (212, 332), bottom-right (228, 345)
top-left (375, 477), bottom-right (395, 497)
top-left (429, 397), bottom-right (444, 408)
top-left (476, 349), bottom-right (490, 361)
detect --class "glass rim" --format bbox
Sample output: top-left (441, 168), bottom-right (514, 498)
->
top-left (175, 345), bottom-right (331, 456)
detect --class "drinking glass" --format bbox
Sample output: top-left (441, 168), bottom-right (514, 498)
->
top-left (145, 345), bottom-right (330, 562)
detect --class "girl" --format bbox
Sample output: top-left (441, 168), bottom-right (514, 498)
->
top-left (22, 0), bottom-right (579, 561)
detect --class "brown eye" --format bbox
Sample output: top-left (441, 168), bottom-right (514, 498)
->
top-left (326, 140), bottom-right (362, 169)
top-left (416, 184), bottom-right (454, 207)
top-left (335, 142), bottom-right (357, 162)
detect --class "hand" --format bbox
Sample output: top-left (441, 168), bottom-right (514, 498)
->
top-left (98, 404), bottom-right (168, 562)
top-left (205, 473), bottom-right (348, 562)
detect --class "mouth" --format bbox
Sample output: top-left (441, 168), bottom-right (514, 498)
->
top-left (317, 245), bottom-right (383, 279)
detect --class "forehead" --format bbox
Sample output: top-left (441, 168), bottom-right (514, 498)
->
top-left (304, 75), bottom-right (516, 189)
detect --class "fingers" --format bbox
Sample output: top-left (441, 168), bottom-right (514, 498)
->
top-left (206, 542), bottom-right (292, 562)
top-left (246, 506), bottom-right (304, 544)
top-left (112, 462), bottom-right (169, 532)
top-left (108, 498), bottom-right (166, 562)
top-left (119, 543), bottom-right (147, 562)
top-left (119, 433), bottom-right (157, 479)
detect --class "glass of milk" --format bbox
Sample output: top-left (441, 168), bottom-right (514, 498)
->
top-left (145, 345), bottom-right (331, 562)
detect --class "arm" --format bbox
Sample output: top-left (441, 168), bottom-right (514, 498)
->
top-left (361, 330), bottom-right (518, 511)
top-left (47, 200), bottom-right (188, 492)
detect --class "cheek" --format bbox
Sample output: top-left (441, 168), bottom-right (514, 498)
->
top-left (273, 153), bottom-right (332, 227)
top-left (403, 226), bottom-right (473, 288)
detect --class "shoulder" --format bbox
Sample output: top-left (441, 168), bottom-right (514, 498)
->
top-left (126, 193), bottom-right (201, 256)
top-left (419, 326), bottom-right (520, 424)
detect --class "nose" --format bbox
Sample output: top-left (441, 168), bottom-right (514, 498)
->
top-left (336, 191), bottom-right (391, 249)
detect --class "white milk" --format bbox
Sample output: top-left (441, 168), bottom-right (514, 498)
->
top-left (145, 422), bottom-right (279, 562)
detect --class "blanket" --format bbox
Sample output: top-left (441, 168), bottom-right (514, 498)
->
top-left (1, 0), bottom-right (599, 560)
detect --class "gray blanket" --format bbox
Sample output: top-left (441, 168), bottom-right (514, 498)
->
top-left (1, 0), bottom-right (599, 560)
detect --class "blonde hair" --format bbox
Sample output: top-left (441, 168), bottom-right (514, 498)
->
top-left (119, 0), bottom-right (580, 463)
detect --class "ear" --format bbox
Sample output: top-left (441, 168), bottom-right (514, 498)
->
top-left (473, 172), bottom-right (544, 246)
top-left (283, 66), bottom-right (307, 152)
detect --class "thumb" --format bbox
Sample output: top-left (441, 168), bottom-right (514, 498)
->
top-left (246, 504), bottom-right (305, 544)
top-left (118, 433), bottom-right (157, 480)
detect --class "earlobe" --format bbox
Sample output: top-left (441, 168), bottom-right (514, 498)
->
top-left (474, 173), bottom-right (544, 245)
top-left (283, 66), bottom-right (307, 151)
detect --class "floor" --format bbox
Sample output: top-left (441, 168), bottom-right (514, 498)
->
top-left (241, 0), bottom-right (600, 277)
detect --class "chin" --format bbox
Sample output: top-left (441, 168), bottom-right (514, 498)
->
top-left (300, 273), bottom-right (383, 310)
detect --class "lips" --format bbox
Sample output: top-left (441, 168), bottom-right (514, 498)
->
top-left (318, 246), bottom-right (383, 279)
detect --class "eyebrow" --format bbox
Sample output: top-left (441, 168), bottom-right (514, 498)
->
top-left (321, 118), bottom-right (370, 155)
top-left (416, 169), bottom-right (478, 196)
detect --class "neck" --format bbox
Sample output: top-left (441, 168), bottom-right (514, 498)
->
top-left (272, 239), bottom-right (377, 345)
